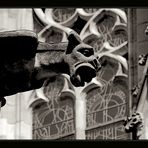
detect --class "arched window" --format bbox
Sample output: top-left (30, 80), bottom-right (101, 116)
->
top-left (32, 8), bottom-right (129, 140)
top-left (32, 76), bottom-right (75, 139)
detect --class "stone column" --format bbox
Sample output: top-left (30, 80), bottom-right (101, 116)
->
top-left (0, 9), bottom-right (34, 139)
top-left (127, 8), bottom-right (148, 140)
top-left (136, 9), bottom-right (148, 139)
top-left (128, 8), bottom-right (138, 112)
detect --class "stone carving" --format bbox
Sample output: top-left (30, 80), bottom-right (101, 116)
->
top-left (32, 8), bottom-right (129, 139)
top-left (0, 29), bottom-right (100, 107)
top-left (123, 112), bottom-right (144, 139)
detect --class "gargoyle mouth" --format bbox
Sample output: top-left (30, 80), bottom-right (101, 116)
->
top-left (70, 59), bottom-right (101, 87)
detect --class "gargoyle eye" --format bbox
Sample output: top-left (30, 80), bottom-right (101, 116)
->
top-left (77, 48), bottom-right (94, 57)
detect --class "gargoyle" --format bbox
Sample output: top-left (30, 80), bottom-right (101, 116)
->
top-left (123, 112), bottom-right (144, 139)
top-left (0, 30), bottom-right (101, 107)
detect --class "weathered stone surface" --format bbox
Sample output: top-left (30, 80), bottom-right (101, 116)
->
top-left (0, 29), bottom-right (69, 97)
top-left (0, 30), bottom-right (38, 96)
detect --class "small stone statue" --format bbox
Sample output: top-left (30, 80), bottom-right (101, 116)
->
top-left (123, 112), bottom-right (144, 139)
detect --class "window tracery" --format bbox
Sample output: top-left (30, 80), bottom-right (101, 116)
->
top-left (32, 8), bottom-right (129, 140)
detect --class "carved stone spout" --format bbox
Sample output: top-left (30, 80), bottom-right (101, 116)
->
top-left (0, 30), bottom-right (101, 107)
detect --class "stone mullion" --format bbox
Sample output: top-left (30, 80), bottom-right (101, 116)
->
top-left (75, 87), bottom-right (86, 139)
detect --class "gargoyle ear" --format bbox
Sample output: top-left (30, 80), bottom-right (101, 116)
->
top-left (66, 31), bottom-right (81, 54)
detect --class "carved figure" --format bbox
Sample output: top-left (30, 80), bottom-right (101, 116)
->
top-left (123, 112), bottom-right (144, 139)
top-left (0, 30), bottom-right (101, 107)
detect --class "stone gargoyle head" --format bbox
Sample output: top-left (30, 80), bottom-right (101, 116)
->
top-left (64, 31), bottom-right (101, 87)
